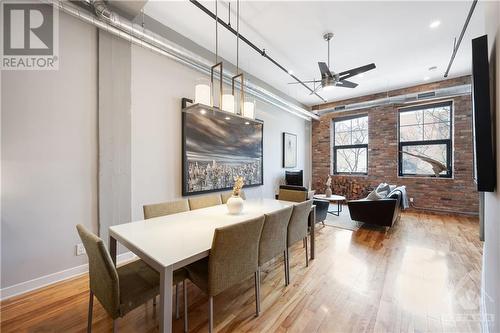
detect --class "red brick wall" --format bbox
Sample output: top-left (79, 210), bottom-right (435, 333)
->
top-left (311, 76), bottom-right (479, 215)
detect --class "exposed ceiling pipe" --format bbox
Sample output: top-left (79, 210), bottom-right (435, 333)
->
top-left (189, 0), bottom-right (327, 103)
top-left (45, 0), bottom-right (318, 121)
top-left (317, 84), bottom-right (471, 115)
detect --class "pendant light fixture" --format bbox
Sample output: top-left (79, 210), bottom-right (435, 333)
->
top-left (194, 0), bottom-right (227, 110)
top-left (222, 0), bottom-right (235, 113)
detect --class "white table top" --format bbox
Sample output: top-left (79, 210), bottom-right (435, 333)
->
top-left (313, 194), bottom-right (346, 201)
top-left (109, 198), bottom-right (296, 271)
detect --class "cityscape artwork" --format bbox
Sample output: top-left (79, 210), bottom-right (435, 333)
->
top-left (182, 110), bottom-right (263, 195)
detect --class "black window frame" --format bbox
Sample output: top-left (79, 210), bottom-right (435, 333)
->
top-left (332, 114), bottom-right (369, 175)
top-left (398, 101), bottom-right (453, 178)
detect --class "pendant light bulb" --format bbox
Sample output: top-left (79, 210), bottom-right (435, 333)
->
top-left (222, 93), bottom-right (235, 113)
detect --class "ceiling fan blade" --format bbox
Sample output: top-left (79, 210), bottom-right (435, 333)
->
top-left (287, 80), bottom-right (321, 85)
top-left (309, 84), bottom-right (323, 95)
top-left (318, 62), bottom-right (333, 78)
top-left (336, 80), bottom-right (358, 88)
top-left (339, 63), bottom-right (376, 80)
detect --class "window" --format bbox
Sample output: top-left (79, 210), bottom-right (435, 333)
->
top-left (333, 115), bottom-right (368, 174)
top-left (398, 101), bottom-right (452, 177)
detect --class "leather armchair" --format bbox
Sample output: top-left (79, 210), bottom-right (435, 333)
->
top-left (277, 185), bottom-right (329, 224)
top-left (347, 192), bottom-right (402, 227)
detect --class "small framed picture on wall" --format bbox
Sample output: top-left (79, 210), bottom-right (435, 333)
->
top-left (283, 132), bottom-right (297, 168)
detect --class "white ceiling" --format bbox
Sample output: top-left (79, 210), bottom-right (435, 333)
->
top-left (144, 1), bottom-right (485, 106)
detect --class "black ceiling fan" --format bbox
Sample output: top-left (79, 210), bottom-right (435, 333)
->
top-left (289, 33), bottom-right (376, 95)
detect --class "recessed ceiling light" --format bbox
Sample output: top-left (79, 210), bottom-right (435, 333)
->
top-left (423, 76), bottom-right (430, 81)
top-left (225, 116), bottom-right (231, 120)
top-left (429, 20), bottom-right (441, 29)
top-left (245, 121), bottom-right (250, 125)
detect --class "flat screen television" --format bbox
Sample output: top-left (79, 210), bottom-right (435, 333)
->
top-left (182, 107), bottom-right (264, 195)
top-left (471, 35), bottom-right (496, 192)
top-left (285, 170), bottom-right (303, 186)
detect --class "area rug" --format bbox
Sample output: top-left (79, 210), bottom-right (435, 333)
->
top-left (322, 205), bottom-right (363, 231)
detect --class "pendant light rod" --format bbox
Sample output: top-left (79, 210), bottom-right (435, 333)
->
top-left (211, 0), bottom-right (223, 108)
top-left (232, 0), bottom-right (244, 115)
top-left (215, 0), bottom-right (218, 62)
top-left (236, 0), bottom-right (239, 72)
top-left (190, 0), bottom-right (327, 103)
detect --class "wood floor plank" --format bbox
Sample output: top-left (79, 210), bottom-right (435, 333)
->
top-left (0, 210), bottom-right (481, 333)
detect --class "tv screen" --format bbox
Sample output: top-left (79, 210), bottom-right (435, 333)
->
top-left (182, 108), bottom-right (264, 195)
top-left (471, 35), bottom-right (496, 192)
top-left (285, 170), bottom-right (303, 186)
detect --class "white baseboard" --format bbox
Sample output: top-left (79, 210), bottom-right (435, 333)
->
top-left (0, 252), bottom-right (137, 301)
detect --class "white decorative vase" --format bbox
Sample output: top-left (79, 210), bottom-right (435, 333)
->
top-left (227, 195), bottom-right (244, 215)
top-left (325, 187), bottom-right (332, 197)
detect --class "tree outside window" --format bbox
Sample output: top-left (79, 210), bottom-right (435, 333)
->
top-left (398, 102), bottom-right (453, 177)
top-left (333, 115), bottom-right (368, 174)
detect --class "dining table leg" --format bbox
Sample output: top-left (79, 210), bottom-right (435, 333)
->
top-left (159, 266), bottom-right (174, 333)
top-left (309, 206), bottom-right (316, 260)
top-left (109, 236), bottom-right (117, 266)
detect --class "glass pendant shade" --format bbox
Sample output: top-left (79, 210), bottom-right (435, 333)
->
top-left (243, 100), bottom-right (255, 119)
top-left (222, 93), bottom-right (235, 113)
top-left (194, 78), bottom-right (211, 106)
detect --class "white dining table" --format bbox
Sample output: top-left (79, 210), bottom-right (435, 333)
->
top-left (109, 198), bottom-right (316, 333)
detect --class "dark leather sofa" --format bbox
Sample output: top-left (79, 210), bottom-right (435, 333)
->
top-left (278, 185), bottom-right (329, 224)
top-left (347, 191), bottom-right (402, 227)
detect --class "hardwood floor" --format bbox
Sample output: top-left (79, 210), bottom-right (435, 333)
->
top-left (0, 210), bottom-right (482, 333)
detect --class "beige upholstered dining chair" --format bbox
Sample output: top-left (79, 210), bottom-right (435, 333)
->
top-left (188, 194), bottom-right (222, 210)
top-left (220, 190), bottom-right (247, 204)
top-left (143, 199), bottom-right (190, 219)
top-left (257, 206), bottom-right (294, 312)
top-left (278, 188), bottom-right (307, 202)
top-left (143, 200), bottom-right (190, 329)
top-left (286, 200), bottom-right (313, 284)
top-left (186, 216), bottom-right (265, 333)
top-left (76, 224), bottom-right (188, 333)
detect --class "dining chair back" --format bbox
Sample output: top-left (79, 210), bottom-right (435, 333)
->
top-left (258, 206), bottom-right (293, 290)
top-left (287, 200), bottom-right (313, 246)
top-left (76, 224), bottom-right (120, 319)
top-left (286, 200), bottom-right (313, 284)
top-left (208, 215), bottom-right (265, 296)
top-left (259, 206), bottom-right (292, 264)
top-left (278, 188), bottom-right (307, 202)
top-left (143, 199), bottom-right (190, 219)
top-left (188, 194), bottom-right (222, 210)
top-left (186, 216), bottom-right (265, 332)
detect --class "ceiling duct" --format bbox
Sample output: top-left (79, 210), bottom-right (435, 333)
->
top-left (317, 84), bottom-right (471, 115)
top-left (45, 0), bottom-right (318, 121)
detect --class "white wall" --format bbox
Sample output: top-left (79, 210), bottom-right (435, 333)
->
top-left (130, 44), bottom-right (311, 221)
top-left (482, 2), bottom-right (500, 332)
top-left (1, 13), bottom-right (98, 289)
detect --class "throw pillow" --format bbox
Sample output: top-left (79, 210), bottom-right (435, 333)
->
top-left (366, 189), bottom-right (388, 201)
top-left (376, 183), bottom-right (391, 194)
